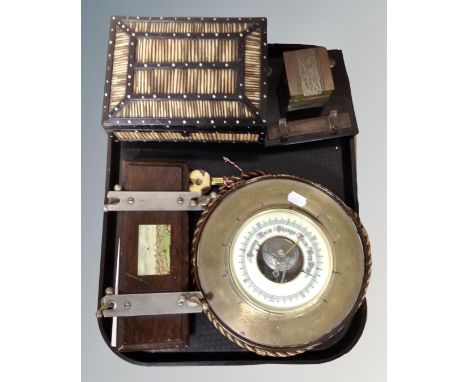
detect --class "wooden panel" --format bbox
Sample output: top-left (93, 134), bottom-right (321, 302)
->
top-left (116, 160), bottom-right (190, 351)
top-left (316, 47), bottom-right (335, 93)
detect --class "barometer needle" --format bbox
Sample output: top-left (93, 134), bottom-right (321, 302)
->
top-left (280, 270), bottom-right (286, 283)
top-left (261, 248), bottom-right (314, 278)
top-left (283, 240), bottom-right (299, 256)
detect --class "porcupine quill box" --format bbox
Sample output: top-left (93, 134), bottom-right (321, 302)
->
top-left (102, 16), bottom-right (267, 143)
top-left (97, 16), bottom-right (367, 366)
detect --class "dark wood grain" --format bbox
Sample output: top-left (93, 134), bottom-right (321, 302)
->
top-left (116, 160), bottom-right (190, 351)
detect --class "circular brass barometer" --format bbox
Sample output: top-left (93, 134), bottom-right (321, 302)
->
top-left (193, 175), bottom-right (371, 357)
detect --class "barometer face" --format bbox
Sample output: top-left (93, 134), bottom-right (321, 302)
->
top-left (230, 208), bottom-right (332, 312)
top-left (193, 175), bottom-right (370, 356)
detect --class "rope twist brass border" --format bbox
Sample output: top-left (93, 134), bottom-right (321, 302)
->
top-left (191, 173), bottom-right (371, 357)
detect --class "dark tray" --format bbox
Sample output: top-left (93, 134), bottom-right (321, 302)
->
top-left (97, 45), bottom-right (367, 366)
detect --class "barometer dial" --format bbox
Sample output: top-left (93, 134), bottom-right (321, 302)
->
top-left (230, 208), bottom-right (332, 311)
top-left (193, 175), bottom-right (371, 357)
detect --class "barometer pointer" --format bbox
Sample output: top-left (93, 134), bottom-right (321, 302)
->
top-left (260, 248), bottom-right (315, 278)
top-left (280, 270), bottom-right (287, 283)
top-left (283, 240), bottom-right (299, 256)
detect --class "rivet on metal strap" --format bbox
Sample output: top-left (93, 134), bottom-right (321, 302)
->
top-left (328, 110), bottom-right (338, 134)
top-left (278, 118), bottom-right (289, 142)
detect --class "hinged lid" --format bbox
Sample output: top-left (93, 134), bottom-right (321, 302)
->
top-left (102, 16), bottom-right (268, 131)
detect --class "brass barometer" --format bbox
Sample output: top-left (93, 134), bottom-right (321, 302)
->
top-left (193, 175), bottom-right (371, 356)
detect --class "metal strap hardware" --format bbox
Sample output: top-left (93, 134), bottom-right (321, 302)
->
top-left (278, 118), bottom-right (289, 142)
top-left (104, 190), bottom-right (217, 212)
top-left (327, 109), bottom-right (338, 134)
top-left (96, 290), bottom-right (207, 318)
top-left (266, 111), bottom-right (350, 145)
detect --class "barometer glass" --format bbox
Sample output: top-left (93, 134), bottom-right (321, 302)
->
top-left (230, 209), bottom-right (332, 311)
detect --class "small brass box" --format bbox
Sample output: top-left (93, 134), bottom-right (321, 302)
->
top-left (283, 47), bottom-right (335, 111)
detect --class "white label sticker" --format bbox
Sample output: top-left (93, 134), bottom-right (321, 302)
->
top-left (287, 191), bottom-right (307, 207)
